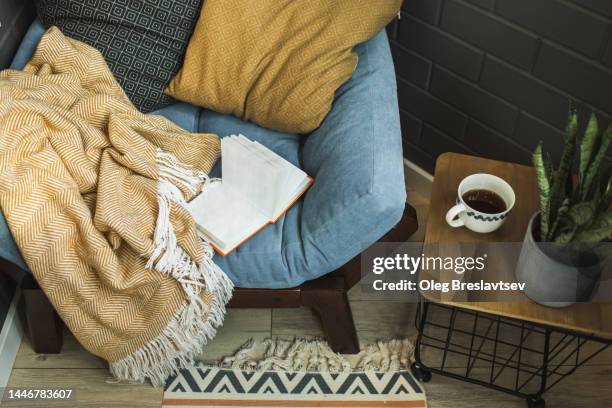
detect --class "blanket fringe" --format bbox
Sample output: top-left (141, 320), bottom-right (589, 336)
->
top-left (110, 150), bottom-right (233, 387)
top-left (156, 150), bottom-right (209, 196)
top-left (220, 337), bottom-right (415, 373)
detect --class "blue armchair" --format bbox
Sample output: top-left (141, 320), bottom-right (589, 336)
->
top-left (1, 21), bottom-right (417, 354)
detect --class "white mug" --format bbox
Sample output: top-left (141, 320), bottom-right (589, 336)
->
top-left (445, 174), bottom-right (515, 233)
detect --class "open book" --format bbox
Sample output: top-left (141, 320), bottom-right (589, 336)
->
top-left (188, 135), bottom-right (313, 256)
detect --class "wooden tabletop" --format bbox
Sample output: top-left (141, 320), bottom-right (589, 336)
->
top-left (420, 152), bottom-right (612, 339)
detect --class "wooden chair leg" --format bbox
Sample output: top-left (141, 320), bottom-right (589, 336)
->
top-left (302, 276), bottom-right (359, 354)
top-left (22, 277), bottom-right (63, 354)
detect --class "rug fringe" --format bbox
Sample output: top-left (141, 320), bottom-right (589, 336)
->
top-left (220, 337), bottom-right (415, 373)
top-left (110, 150), bottom-right (233, 387)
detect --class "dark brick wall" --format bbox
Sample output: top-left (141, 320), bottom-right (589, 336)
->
top-left (390, 0), bottom-right (612, 173)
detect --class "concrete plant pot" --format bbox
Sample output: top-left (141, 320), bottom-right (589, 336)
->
top-left (515, 213), bottom-right (603, 308)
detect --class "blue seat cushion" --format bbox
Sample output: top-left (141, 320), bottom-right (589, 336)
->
top-left (1, 21), bottom-right (406, 290)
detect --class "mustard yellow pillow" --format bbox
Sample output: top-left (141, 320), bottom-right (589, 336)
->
top-left (166, 0), bottom-right (402, 133)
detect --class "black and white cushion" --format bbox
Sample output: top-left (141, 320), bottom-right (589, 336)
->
top-left (36, 0), bottom-right (203, 112)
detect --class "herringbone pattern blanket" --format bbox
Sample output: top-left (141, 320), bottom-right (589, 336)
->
top-left (0, 27), bottom-right (233, 386)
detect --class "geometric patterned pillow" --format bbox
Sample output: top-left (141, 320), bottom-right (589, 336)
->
top-left (35, 0), bottom-right (203, 113)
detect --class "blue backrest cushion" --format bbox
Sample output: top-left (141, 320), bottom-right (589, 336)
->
top-left (35, 0), bottom-right (203, 113)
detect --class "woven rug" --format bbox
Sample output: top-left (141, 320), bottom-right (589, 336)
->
top-left (163, 338), bottom-right (427, 407)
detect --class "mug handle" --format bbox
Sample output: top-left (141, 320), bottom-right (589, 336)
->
top-left (446, 203), bottom-right (466, 228)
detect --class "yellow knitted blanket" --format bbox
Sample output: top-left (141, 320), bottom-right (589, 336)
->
top-left (0, 27), bottom-right (232, 386)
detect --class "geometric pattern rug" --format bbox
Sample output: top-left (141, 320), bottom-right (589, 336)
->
top-left (163, 365), bottom-right (427, 407)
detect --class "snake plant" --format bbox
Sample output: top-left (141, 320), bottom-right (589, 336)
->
top-left (533, 110), bottom-right (612, 244)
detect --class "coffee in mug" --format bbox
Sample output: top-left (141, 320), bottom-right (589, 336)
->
top-left (461, 189), bottom-right (507, 214)
top-left (446, 174), bottom-right (515, 233)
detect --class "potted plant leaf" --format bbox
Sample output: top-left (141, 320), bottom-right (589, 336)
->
top-left (515, 110), bottom-right (612, 307)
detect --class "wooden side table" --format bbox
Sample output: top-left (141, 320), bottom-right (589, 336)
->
top-left (411, 153), bottom-right (612, 408)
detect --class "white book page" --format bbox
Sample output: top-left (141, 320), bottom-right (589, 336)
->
top-left (188, 181), bottom-right (268, 253)
top-left (271, 176), bottom-right (312, 220)
top-left (222, 137), bottom-right (256, 191)
top-left (250, 142), bottom-right (309, 219)
top-left (221, 137), bottom-right (238, 187)
top-left (228, 135), bottom-right (284, 219)
top-left (242, 139), bottom-right (309, 219)
top-left (252, 140), bottom-right (305, 186)
top-left (246, 139), bottom-right (291, 216)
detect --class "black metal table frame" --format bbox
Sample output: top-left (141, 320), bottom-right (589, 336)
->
top-left (410, 300), bottom-right (612, 408)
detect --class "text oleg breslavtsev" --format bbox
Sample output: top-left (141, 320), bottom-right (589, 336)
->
top-left (372, 279), bottom-right (526, 293)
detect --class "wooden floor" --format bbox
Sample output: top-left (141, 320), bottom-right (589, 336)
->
top-left (5, 189), bottom-right (612, 407)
